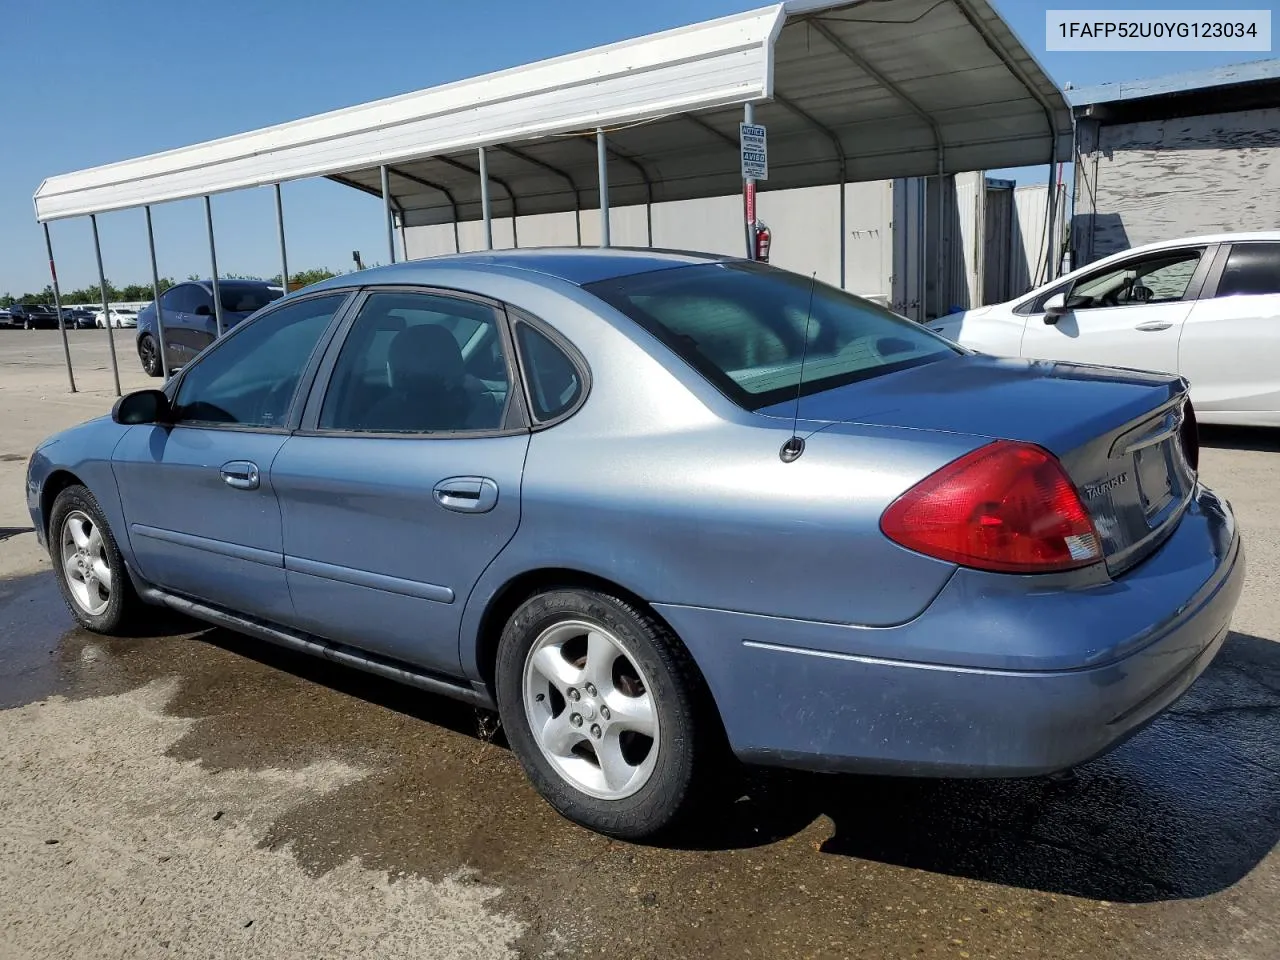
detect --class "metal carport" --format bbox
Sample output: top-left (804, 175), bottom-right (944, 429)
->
top-left (33, 0), bottom-right (1072, 393)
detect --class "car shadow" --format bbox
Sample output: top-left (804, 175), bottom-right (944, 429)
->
top-left (0, 526), bottom-right (34, 542)
top-left (1200, 425), bottom-right (1280, 453)
top-left (678, 630), bottom-right (1280, 903)
top-left (193, 626), bottom-right (494, 743)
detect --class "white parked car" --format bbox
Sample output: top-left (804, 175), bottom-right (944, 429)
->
top-left (931, 233), bottom-right (1280, 427)
top-left (96, 308), bottom-right (139, 329)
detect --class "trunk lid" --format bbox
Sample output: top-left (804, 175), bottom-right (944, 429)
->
top-left (758, 355), bottom-right (1197, 573)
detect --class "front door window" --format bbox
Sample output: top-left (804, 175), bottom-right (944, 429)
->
top-left (1067, 250), bottom-right (1203, 310)
top-left (173, 294), bottom-right (347, 428)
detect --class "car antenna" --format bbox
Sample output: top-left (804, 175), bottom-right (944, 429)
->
top-left (780, 271), bottom-right (817, 464)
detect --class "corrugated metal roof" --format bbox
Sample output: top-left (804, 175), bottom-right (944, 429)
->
top-left (1068, 58), bottom-right (1280, 108)
top-left (33, 0), bottom-right (1071, 225)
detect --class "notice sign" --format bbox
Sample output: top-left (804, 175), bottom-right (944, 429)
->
top-left (740, 123), bottom-right (768, 180)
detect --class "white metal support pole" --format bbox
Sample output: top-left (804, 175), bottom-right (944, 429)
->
top-left (43, 222), bottom-right (76, 393)
top-left (144, 206), bottom-right (171, 380)
top-left (89, 214), bottom-right (122, 396)
top-left (935, 152), bottom-right (946, 318)
top-left (204, 197), bottom-right (225, 338)
top-left (1044, 141), bottom-right (1060, 282)
top-left (917, 180), bottom-right (927, 323)
top-left (838, 173), bottom-right (847, 289)
top-left (743, 102), bottom-right (755, 260)
top-left (596, 129), bottom-right (610, 247)
top-left (380, 165), bottom-right (396, 264)
top-left (275, 184), bottom-right (289, 292)
top-left (478, 147), bottom-right (494, 250)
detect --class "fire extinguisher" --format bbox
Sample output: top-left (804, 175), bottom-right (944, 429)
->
top-left (753, 220), bottom-right (772, 263)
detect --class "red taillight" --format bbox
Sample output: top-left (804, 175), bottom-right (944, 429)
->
top-left (881, 441), bottom-right (1102, 574)
top-left (1180, 399), bottom-right (1199, 473)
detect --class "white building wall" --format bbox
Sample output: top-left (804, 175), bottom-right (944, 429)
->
top-left (1011, 183), bottom-right (1066, 295)
top-left (1074, 108), bottom-right (1280, 264)
top-left (403, 177), bottom-right (1049, 312)
top-left (404, 181), bottom-right (904, 301)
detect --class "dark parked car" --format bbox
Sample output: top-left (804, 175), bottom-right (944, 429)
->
top-left (136, 280), bottom-right (284, 376)
top-left (10, 303), bottom-right (60, 330)
top-left (64, 308), bottom-right (97, 330)
top-left (27, 250), bottom-right (1242, 839)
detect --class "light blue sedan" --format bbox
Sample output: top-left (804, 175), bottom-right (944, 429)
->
top-left (26, 250), bottom-right (1244, 839)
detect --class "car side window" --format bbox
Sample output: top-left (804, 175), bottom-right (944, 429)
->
top-left (516, 322), bottom-right (583, 422)
top-left (1066, 249), bottom-right (1203, 311)
top-left (159, 285), bottom-right (186, 312)
top-left (172, 294), bottom-right (346, 428)
top-left (191, 286), bottom-right (213, 314)
top-left (318, 291), bottom-right (510, 434)
top-left (1216, 243), bottom-right (1280, 298)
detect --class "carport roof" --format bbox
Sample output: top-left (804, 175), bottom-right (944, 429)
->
top-left (33, 0), bottom-right (1072, 226)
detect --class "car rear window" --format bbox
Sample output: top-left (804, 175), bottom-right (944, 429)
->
top-left (584, 262), bottom-right (958, 410)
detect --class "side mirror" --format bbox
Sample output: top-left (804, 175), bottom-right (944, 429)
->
top-left (1042, 292), bottom-right (1068, 324)
top-left (194, 304), bottom-right (213, 317)
top-left (112, 389), bottom-right (171, 425)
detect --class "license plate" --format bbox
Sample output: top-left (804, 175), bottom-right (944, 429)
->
top-left (1135, 443), bottom-right (1174, 519)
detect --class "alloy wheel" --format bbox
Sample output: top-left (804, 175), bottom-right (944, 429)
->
top-left (60, 510), bottom-right (112, 616)
top-left (522, 620), bottom-right (660, 800)
top-left (139, 337), bottom-right (159, 376)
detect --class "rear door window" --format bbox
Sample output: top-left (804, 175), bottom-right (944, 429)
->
top-left (317, 291), bottom-right (511, 434)
top-left (1215, 243), bottom-right (1280, 298)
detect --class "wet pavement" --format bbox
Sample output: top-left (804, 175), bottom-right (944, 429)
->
top-left (4, 559), bottom-right (1280, 959)
top-left (2, 368), bottom-right (1278, 959)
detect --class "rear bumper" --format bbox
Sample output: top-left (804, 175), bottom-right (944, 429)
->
top-left (657, 484), bottom-right (1243, 777)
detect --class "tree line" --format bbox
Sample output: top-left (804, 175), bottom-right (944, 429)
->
top-left (1, 268), bottom-right (339, 308)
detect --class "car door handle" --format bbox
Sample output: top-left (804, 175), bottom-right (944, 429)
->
top-left (1135, 321), bottom-right (1174, 332)
top-left (433, 477), bottom-right (498, 514)
top-left (220, 460), bottom-right (260, 490)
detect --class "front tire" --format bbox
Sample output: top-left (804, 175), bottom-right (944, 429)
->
top-left (49, 485), bottom-right (145, 634)
top-left (138, 334), bottom-right (162, 377)
top-left (496, 588), bottom-right (717, 840)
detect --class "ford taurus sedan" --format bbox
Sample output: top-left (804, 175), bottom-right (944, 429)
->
top-left (27, 249), bottom-right (1244, 839)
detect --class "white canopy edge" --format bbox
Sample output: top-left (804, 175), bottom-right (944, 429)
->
top-left (33, 4), bottom-right (786, 222)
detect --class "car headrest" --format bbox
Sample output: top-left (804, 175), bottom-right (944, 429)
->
top-left (386, 324), bottom-right (465, 391)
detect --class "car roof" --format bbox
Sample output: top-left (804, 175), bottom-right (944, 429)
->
top-left (1120, 231), bottom-right (1280, 253)
top-left (309, 247), bottom-right (736, 293)
top-left (190, 278), bottom-right (283, 291)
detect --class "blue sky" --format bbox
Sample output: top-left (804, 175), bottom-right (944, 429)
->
top-left (0, 0), bottom-right (1274, 295)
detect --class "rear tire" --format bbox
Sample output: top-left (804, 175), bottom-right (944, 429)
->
top-left (49, 485), bottom-right (146, 635)
top-left (138, 334), bottom-right (162, 377)
top-left (496, 587), bottom-right (718, 840)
